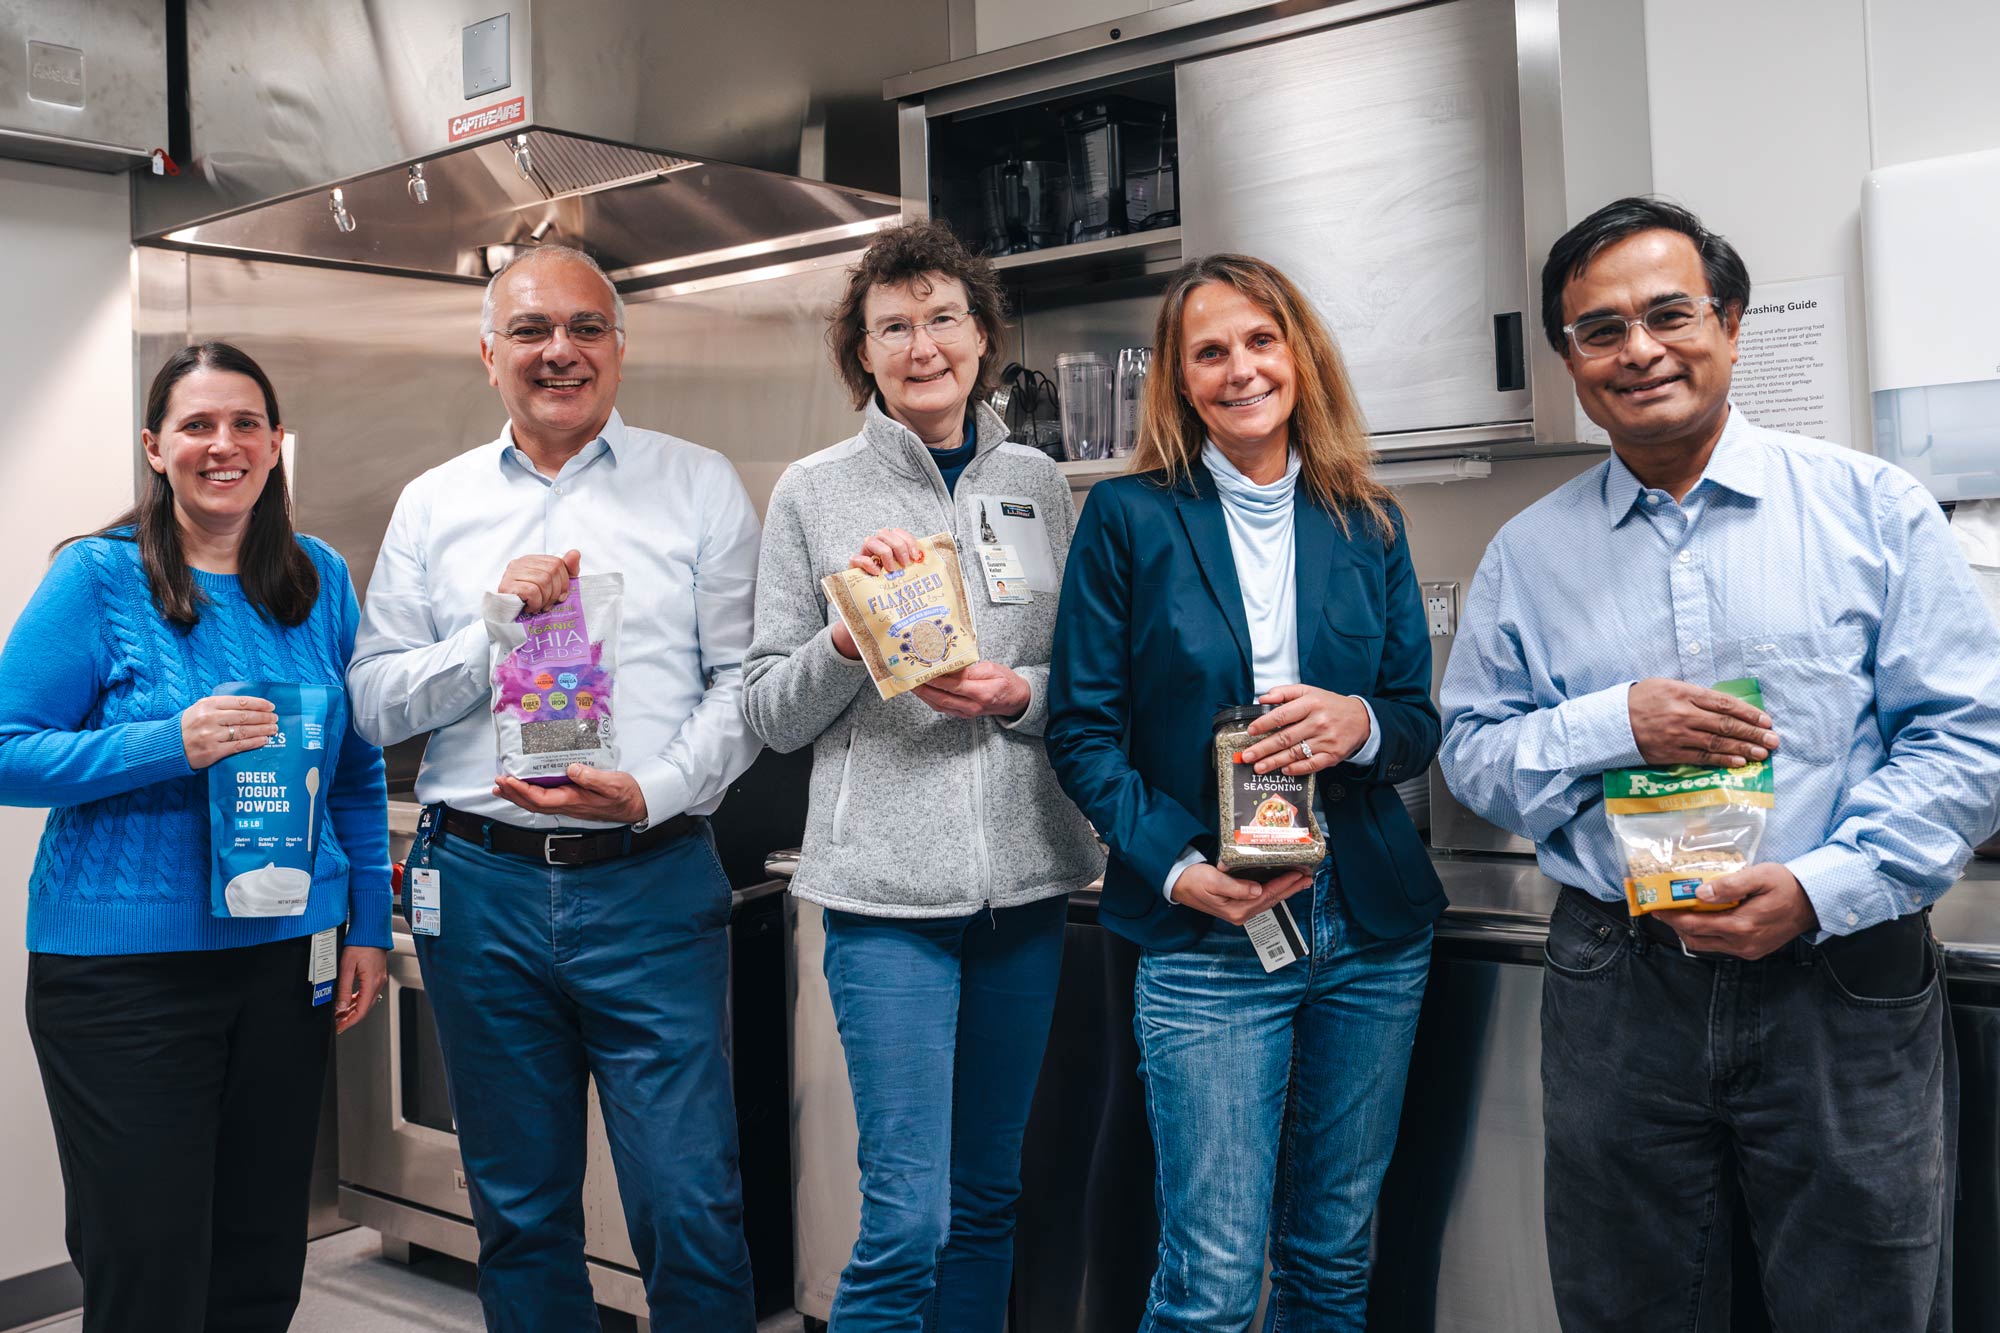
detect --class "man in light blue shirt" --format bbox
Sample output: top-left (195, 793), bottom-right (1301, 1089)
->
top-left (1441, 198), bottom-right (2000, 1331)
top-left (348, 245), bottom-right (762, 1331)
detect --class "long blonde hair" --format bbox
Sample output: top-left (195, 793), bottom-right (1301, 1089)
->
top-left (1130, 253), bottom-right (1397, 540)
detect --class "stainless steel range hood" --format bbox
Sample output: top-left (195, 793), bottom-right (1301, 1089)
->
top-left (133, 0), bottom-right (951, 288)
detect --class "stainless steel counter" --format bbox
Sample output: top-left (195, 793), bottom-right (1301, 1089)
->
top-left (1427, 850), bottom-right (2000, 981)
top-left (768, 840), bottom-right (2000, 977)
top-left (769, 843), bottom-right (2000, 977)
top-left (777, 844), bottom-right (2000, 1331)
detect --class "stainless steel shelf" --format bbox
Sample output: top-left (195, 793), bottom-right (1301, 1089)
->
top-left (1056, 458), bottom-right (1133, 486)
top-left (990, 227), bottom-right (1183, 282)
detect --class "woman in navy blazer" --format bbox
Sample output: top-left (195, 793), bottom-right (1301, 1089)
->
top-left (1047, 254), bottom-right (1444, 1330)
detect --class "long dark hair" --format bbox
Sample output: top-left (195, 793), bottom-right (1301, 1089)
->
top-left (66, 341), bottom-right (319, 628)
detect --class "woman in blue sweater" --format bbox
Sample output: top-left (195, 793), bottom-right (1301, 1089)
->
top-left (0, 342), bottom-right (390, 1333)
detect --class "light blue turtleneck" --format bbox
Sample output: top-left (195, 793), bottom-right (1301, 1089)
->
top-left (1203, 440), bottom-right (1303, 694)
top-left (1161, 442), bottom-right (1380, 901)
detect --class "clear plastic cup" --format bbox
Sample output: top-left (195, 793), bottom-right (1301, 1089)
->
top-left (1055, 352), bottom-right (1113, 461)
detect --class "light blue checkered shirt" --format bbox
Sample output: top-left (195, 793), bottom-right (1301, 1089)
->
top-left (1440, 406), bottom-right (2000, 937)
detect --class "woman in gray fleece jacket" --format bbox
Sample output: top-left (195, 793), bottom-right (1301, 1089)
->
top-left (742, 222), bottom-right (1101, 1332)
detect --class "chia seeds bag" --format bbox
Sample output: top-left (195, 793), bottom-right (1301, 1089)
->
top-left (1603, 677), bottom-right (1773, 914)
top-left (208, 681), bottom-right (331, 918)
top-left (484, 573), bottom-right (622, 785)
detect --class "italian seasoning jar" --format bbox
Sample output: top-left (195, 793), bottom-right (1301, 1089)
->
top-left (1211, 705), bottom-right (1328, 880)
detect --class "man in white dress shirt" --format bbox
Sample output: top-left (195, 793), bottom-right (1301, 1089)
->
top-left (348, 245), bottom-right (763, 1331)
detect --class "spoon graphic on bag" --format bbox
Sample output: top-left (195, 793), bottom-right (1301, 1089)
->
top-left (305, 767), bottom-right (321, 854)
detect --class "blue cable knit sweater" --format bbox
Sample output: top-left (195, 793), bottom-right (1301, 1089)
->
top-left (0, 531), bottom-right (391, 955)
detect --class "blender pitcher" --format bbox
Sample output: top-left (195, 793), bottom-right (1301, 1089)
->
top-left (1055, 352), bottom-right (1113, 461)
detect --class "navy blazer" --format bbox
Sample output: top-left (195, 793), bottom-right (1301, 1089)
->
top-left (1045, 467), bottom-right (1445, 951)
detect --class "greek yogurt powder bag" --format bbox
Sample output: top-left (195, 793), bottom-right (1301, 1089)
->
top-left (208, 681), bottom-right (331, 918)
top-left (484, 573), bottom-right (622, 785)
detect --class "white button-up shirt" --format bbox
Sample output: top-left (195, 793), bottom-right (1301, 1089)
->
top-left (348, 410), bottom-right (763, 829)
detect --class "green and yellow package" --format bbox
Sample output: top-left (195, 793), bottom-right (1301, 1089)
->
top-left (1602, 678), bottom-right (1774, 915)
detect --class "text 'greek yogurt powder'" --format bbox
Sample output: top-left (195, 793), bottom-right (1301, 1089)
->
top-left (208, 681), bottom-right (331, 918)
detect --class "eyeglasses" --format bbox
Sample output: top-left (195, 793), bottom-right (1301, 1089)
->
top-left (492, 318), bottom-right (621, 348)
top-left (861, 308), bottom-right (979, 350)
top-left (1563, 296), bottom-right (1725, 359)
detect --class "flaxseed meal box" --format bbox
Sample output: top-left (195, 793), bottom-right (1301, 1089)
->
top-left (1602, 677), bottom-right (1773, 914)
top-left (822, 533), bottom-right (979, 700)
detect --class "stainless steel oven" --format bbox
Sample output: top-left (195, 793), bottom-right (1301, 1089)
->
top-left (335, 929), bottom-right (654, 1304)
top-left (336, 805), bottom-right (793, 1323)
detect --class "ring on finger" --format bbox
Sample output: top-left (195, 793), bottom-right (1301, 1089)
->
top-left (228, 724), bottom-right (237, 743)
top-left (1298, 738), bottom-right (1315, 760)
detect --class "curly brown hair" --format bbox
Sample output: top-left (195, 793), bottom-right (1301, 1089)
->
top-left (827, 221), bottom-right (1009, 411)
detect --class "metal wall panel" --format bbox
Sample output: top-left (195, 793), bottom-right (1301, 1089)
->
top-left (165, 253), bottom-right (864, 599)
top-left (1176, 0), bottom-right (1533, 438)
top-left (0, 0), bottom-right (167, 170)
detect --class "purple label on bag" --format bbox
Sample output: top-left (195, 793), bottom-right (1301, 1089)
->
top-left (493, 585), bottom-right (614, 785)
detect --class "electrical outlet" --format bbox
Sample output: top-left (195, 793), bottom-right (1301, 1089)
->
top-left (1421, 581), bottom-right (1458, 637)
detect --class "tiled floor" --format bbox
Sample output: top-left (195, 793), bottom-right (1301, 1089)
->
top-left (20, 1227), bottom-right (806, 1332)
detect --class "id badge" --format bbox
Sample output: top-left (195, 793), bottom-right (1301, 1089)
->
top-left (977, 543), bottom-right (1032, 604)
top-left (970, 496), bottom-right (1058, 595)
top-left (309, 928), bottom-right (338, 1006)
top-left (408, 867), bottom-right (442, 937)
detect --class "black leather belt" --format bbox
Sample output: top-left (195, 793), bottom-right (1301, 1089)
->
top-left (1563, 883), bottom-right (1746, 960)
top-left (439, 806), bottom-right (701, 868)
top-left (1561, 884), bottom-right (1807, 962)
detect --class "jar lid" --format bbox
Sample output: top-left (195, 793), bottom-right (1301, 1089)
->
top-left (1211, 704), bottom-right (1271, 729)
top-left (1055, 351), bottom-right (1109, 366)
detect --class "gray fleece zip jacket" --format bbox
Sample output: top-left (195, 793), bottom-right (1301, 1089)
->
top-left (743, 400), bottom-right (1103, 917)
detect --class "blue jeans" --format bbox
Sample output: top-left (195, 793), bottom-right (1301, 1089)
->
top-left (1135, 862), bottom-right (1432, 1332)
top-left (413, 823), bottom-right (754, 1332)
top-left (821, 894), bottom-right (1068, 1333)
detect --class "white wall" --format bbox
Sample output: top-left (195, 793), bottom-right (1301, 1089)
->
top-left (1642, 0), bottom-right (2000, 451)
top-left (0, 158), bottom-right (136, 1283)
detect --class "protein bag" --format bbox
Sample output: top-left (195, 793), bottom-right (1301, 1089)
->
top-left (1602, 677), bottom-right (1773, 915)
top-left (484, 573), bottom-right (622, 785)
top-left (208, 681), bottom-right (331, 918)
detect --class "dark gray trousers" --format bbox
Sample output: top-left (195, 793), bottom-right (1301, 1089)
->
top-left (1540, 886), bottom-right (1954, 1332)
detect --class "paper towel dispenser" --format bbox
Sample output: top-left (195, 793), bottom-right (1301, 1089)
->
top-left (1863, 147), bottom-right (2000, 501)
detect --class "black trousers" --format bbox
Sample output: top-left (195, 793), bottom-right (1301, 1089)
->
top-left (27, 936), bottom-right (333, 1333)
top-left (1540, 886), bottom-right (1955, 1332)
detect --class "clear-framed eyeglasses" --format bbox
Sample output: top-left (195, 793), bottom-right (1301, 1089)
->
top-left (1562, 296), bottom-right (1725, 359)
top-left (862, 308), bottom-right (979, 350)
top-left (492, 317), bottom-right (621, 348)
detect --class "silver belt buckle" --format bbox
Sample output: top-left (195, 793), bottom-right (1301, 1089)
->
top-left (544, 831), bottom-right (584, 866)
